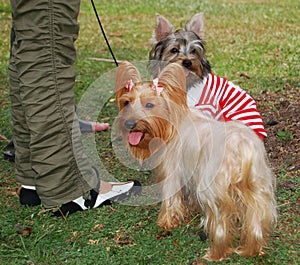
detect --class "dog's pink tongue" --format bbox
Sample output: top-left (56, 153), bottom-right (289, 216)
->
top-left (128, 131), bottom-right (143, 145)
top-left (184, 68), bottom-right (190, 76)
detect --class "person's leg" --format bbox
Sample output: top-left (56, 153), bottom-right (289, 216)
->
top-left (10, 0), bottom-right (98, 208)
top-left (5, 22), bottom-right (108, 163)
top-left (79, 119), bottom-right (109, 133)
top-left (10, 0), bottom-right (141, 214)
top-left (9, 28), bottom-right (41, 205)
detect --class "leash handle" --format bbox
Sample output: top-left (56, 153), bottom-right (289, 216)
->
top-left (90, 0), bottom-right (119, 66)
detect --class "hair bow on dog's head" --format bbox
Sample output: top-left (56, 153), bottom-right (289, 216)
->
top-left (151, 78), bottom-right (164, 95)
top-left (125, 79), bottom-right (135, 92)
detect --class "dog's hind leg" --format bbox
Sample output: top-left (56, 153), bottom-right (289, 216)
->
top-left (235, 180), bottom-right (276, 257)
top-left (201, 198), bottom-right (237, 261)
top-left (234, 145), bottom-right (277, 257)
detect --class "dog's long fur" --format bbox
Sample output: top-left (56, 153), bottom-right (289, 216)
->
top-left (115, 61), bottom-right (277, 261)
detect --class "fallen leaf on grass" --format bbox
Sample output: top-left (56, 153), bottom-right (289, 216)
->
top-left (93, 223), bottom-right (105, 230)
top-left (101, 116), bottom-right (111, 121)
top-left (240, 72), bottom-right (251, 79)
top-left (18, 227), bottom-right (32, 238)
top-left (173, 240), bottom-right (179, 247)
top-left (109, 33), bottom-right (123, 37)
top-left (189, 261), bottom-right (206, 265)
top-left (155, 230), bottom-right (172, 240)
top-left (1, 187), bottom-right (18, 196)
top-left (113, 233), bottom-right (135, 246)
top-left (66, 237), bottom-right (75, 243)
top-left (66, 231), bottom-right (78, 243)
top-left (88, 239), bottom-right (100, 245)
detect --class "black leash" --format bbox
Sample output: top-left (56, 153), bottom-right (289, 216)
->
top-left (90, 0), bottom-right (119, 67)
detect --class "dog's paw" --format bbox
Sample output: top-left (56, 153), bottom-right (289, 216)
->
top-left (202, 251), bottom-right (230, 262)
top-left (202, 246), bottom-right (235, 261)
top-left (157, 217), bottom-right (181, 231)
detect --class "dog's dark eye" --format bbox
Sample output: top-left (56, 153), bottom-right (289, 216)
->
top-left (145, 102), bottom-right (154, 109)
top-left (170, 47), bottom-right (179, 53)
top-left (124, 100), bottom-right (130, 107)
top-left (191, 49), bottom-right (196, 54)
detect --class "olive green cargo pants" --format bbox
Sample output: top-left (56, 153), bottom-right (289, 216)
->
top-left (9, 0), bottom-right (98, 208)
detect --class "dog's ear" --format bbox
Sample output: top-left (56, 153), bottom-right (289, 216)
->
top-left (159, 63), bottom-right (186, 91)
top-left (150, 13), bottom-right (174, 44)
top-left (158, 63), bottom-right (188, 106)
top-left (115, 61), bottom-right (141, 93)
top-left (185, 13), bottom-right (205, 39)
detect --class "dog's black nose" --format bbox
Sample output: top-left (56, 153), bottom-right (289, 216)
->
top-left (182, 59), bottom-right (192, 69)
top-left (125, 119), bottom-right (136, 130)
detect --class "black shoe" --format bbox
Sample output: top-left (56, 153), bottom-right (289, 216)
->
top-left (3, 138), bottom-right (15, 162)
top-left (18, 186), bottom-right (41, 206)
top-left (53, 180), bottom-right (141, 217)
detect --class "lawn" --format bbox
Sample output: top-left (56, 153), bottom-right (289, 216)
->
top-left (0, 0), bottom-right (299, 264)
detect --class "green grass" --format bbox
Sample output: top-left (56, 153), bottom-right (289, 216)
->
top-left (0, 0), bottom-right (299, 264)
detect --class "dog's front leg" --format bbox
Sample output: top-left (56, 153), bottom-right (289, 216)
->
top-left (157, 192), bottom-right (187, 230)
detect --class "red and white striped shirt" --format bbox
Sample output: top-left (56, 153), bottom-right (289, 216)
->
top-left (187, 73), bottom-right (267, 140)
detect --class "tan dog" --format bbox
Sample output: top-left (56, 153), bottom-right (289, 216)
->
top-left (114, 61), bottom-right (277, 261)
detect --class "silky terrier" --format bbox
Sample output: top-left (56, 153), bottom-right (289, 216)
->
top-left (114, 61), bottom-right (277, 261)
top-left (149, 13), bottom-right (210, 89)
top-left (149, 13), bottom-right (268, 140)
